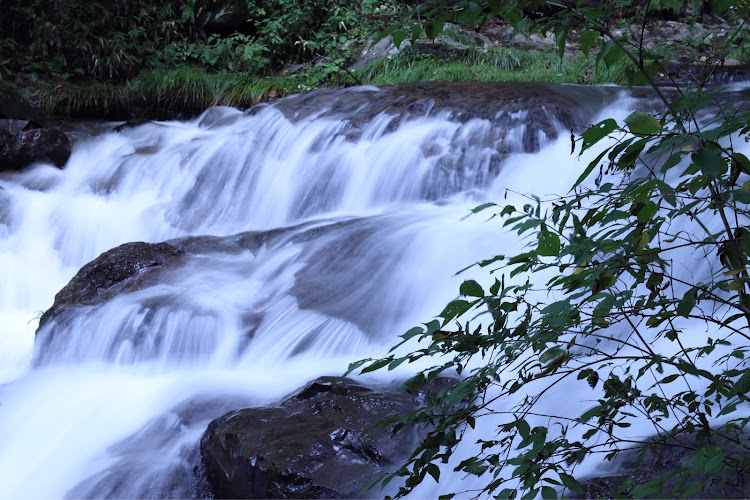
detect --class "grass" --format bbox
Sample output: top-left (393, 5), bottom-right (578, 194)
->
top-left (0, 46), bottom-right (638, 119)
top-left (353, 47), bottom-right (630, 86)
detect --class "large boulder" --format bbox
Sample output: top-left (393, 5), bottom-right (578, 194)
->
top-left (37, 241), bottom-right (186, 330)
top-left (200, 376), bottom-right (454, 499)
top-left (0, 85), bottom-right (71, 171)
top-left (0, 125), bottom-right (72, 171)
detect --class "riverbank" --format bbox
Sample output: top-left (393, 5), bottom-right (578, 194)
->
top-left (1, 15), bottom-right (748, 122)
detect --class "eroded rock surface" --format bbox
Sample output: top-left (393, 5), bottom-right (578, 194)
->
top-left (270, 81), bottom-right (607, 153)
top-left (200, 376), bottom-right (454, 499)
top-left (37, 241), bottom-right (186, 329)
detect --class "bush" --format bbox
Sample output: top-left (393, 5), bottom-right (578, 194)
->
top-left (348, 1), bottom-right (750, 498)
top-left (0, 0), bottom-right (363, 81)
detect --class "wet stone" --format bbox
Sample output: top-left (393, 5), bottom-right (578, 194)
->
top-left (200, 376), bottom-right (456, 499)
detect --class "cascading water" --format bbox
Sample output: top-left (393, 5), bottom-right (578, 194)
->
top-left (0, 81), bottom-right (695, 498)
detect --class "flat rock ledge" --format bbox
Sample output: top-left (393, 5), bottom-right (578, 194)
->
top-left (199, 376), bottom-right (455, 499)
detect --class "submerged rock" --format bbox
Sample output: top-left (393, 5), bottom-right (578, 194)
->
top-left (200, 376), bottom-right (454, 499)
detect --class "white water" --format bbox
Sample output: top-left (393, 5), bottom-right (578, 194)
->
top-left (0, 84), bottom-right (704, 498)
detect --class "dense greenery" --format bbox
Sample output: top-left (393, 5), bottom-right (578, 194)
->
top-left (2, 0), bottom-right (748, 118)
top-left (345, 1), bottom-right (750, 498)
top-left (0, 0), bottom-right (379, 80)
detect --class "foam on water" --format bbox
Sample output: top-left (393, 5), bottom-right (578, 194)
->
top-left (1, 84), bottom-right (737, 498)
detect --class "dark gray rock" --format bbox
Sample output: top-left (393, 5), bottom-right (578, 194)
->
top-left (271, 81), bottom-right (612, 153)
top-left (200, 376), bottom-right (453, 499)
top-left (0, 127), bottom-right (72, 171)
top-left (38, 241), bottom-right (186, 329)
top-left (572, 435), bottom-right (750, 499)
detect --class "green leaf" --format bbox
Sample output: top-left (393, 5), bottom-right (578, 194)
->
top-left (541, 486), bottom-right (558, 500)
top-left (729, 371), bottom-right (750, 397)
top-left (732, 188), bottom-right (750, 204)
top-left (636, 201), bottom-right (658, 222)
top-left (578, 30), bottom-right (599, 57)
top-left (426, 463), bottom-right (440, 482)
top-left (460, 280), bottom-right (484, 298)
top-left (487, 0), bottom-right (504, 15)
top-left (676, 287), bottom-right (697, 317)
top-left (596, 39), bottom-right (625, 70)
top-left (439, 299), bottom-right (473, 323)
top-left (537, 230), bottom-right (561, 257)
top-left (392, 30), bottom-right (407, 50)
top-left (517, 419), bottom-right (531, 439)
top-left (635, 231), bottom-right (650, 251)
top-left (555, 27), bottom-right (569, 60)
top-left (714, 0), bottom-right (734, 14)
top-left (472, 202), bottom-right (496, 213)
top-left (573, 147), bottom-right (609, 189)
top-left (581, 119), bottom-right (618, 149)
top-left (361, 356), bottom-right (393, 373)
top-left (717, 402), bottom-right (739, 417)
top-left (401, 326), bottom-right (424, 341)
top-left (624, 111), bottom-right (661, 135)
top-left (559, 473), bottom-right (583, 494)
top-left (692, 147), bottom-right (726, 178)
top-left (540, 347), bottom-right (564, 364)
top-left (388, 357), bottom-right (408, 370)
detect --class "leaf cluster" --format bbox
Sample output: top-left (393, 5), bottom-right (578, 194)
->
top-left (348, 1), bottom-right (750, 498)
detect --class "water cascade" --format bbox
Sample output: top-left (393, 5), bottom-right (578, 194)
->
top-left (0, 81), bottom-right (709, 498)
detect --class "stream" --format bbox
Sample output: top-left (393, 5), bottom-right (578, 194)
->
top-left (0, 81), bottom-right (739, 498)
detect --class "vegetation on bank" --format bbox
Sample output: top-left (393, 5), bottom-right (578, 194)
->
top-left (1, 0), bottom-right (748, 118)
top-left (24, 49), bottom-right (636, 118)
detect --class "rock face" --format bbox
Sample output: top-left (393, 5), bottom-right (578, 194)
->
top-left (0, 90), bottom-right (71, 171)
top-left (37, 241), bottom-right (186, 330)
top-left (0, 125), bottom-right (72, 171)
top-left (270, 81), bottom-right (611, 154)
top-left (200, 376), bottom-right (452, 499)
top-left (573, 435), bottom-right (750, 499)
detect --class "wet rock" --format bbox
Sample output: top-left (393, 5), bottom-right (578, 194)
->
top-left (204, 9), bottom-right (250, 37)
top-left (0, 127), bottom-right (72, 171)
top-left (38, 241), bottom-right (186, 329)
top-left (200, 376), bottom-right (454, 499)
top-left (572, 435), bottom-right (750, 499)
top-left (272, 81), bottom-right (612, 154)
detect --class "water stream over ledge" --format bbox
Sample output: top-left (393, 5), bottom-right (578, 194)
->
top-left (0, 81), bottom-right (688, 498)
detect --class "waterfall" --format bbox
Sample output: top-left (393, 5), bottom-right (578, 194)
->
top-left (0, 82), bottom-right (674, 498)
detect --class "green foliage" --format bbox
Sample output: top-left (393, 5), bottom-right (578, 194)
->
top-left (348, 1), bottom-right (750, 498)
top-left (0, 0), bottom-right (365, 81)
top-left (354, 47), bottom-right (629, 86)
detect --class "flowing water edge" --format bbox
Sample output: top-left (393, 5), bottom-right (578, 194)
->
top-left (0, 82), bottom-right (745, 498)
